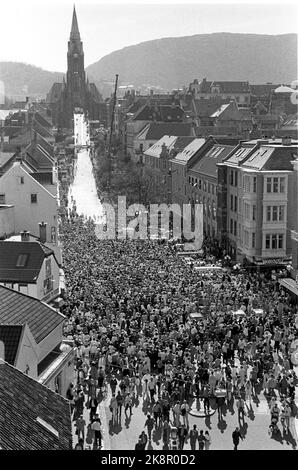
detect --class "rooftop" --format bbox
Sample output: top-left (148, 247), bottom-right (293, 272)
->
top-left (173, 138), bottom-right (207, 163)
top-left (0, 285), bottom-right (65, 344)
top-left (190, 144), bottom-right (235, 177)
top-left (0, 360), bottom-right (72, 450)
top-left (0, 241), bottom-right (54, 283)
top-left (137, 122), bottom-right (194, 141)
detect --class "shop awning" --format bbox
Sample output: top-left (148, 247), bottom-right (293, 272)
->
top-left (279, 278), bottom-right (298, 296)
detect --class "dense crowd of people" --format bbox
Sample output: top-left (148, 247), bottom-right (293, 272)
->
top-left (61, 214), bottom-right (298, 450)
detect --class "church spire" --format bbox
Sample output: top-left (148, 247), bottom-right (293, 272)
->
top-left (70, 5), bottom-right (80, 40)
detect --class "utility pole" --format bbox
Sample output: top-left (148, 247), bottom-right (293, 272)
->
top-left (107, 74), bottom-right (119, 191)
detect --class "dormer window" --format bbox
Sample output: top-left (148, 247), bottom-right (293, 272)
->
top-left (16, 254), bottom-right (28, 267)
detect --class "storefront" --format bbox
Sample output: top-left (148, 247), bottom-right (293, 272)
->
top-left (278, 278), bottom-right (298, 304)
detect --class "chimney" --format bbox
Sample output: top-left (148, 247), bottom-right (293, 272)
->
top-left (282, 136), bottom-right (292, 146)
top-left (20, 230), bottom-right (30, 242)
top-left (39, 221), bottom-right (47, 244)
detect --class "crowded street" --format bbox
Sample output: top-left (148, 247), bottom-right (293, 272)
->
top-left (68, 113), bottom-right (104, 224)
top-left (60, 115), bottom-right (298, 451)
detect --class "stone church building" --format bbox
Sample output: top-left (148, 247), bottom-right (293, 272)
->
top-left (46, 6), bottom-right (102, 129)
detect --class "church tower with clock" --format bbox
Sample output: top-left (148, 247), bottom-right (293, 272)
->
top-left (66, 6), bottom-right (86, 111)
top-left (47, 6), bottom-right (103, 129)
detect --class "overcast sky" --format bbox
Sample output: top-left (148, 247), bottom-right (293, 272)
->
top-left (0, 0), bottom-right (297, 72)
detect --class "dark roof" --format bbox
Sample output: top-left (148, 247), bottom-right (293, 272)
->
top-left (0, 285), bottom-right (65, 343)
top-left (34, 112), bottom-right (52, 129)
top-left (32, 119), bottom-right (54, 139)
top-left (243, 145), bottom-right (298, 171)
top-left (0, 361), bottom-right (72, 450)
top-left (133, 104), bottom-right (184, 122)
top-left (190, 144), bottom-right (235, 177)
top-left (250, 84), bottom-right (280, 97)
top-left (25, 142), bottom-right (54, 171)
top-left (0, 241), bottom-right (54, 283)
top-left (0, 325), bottom-right (24, 365)
top-left (194, 99), bottom-right (224, 117)
top-left (200, 80), bottom-right (250, 94)
top-left (139, 122), bottom-right (194, 140)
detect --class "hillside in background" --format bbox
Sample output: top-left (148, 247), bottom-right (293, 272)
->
top-left (87, 33), bottom-right (297, 92)
top-left (0, 33), bottom-right (297, 100)
top-left (0, 62), bottom-right (64, 100)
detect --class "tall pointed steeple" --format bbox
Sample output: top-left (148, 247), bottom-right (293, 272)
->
top-left (70, 5), bottom-right (80, 40)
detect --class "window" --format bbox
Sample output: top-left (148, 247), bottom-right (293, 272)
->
top-left (265, 234), bottom-right (270, 249)
top-left (252, 177), bottom-right (257, 193)
top-left (44, 277), bottom-right (53, 295)
top-left (266, 177), bottom-right (286, 193)
top-left (280, 177), bottom-right (285, 193)
top-left (244, 175), bottom-right (250, 192)
top-left (230, 219), bottom-right (233, 234)
top-left (252, 232), bottom-right (256, 248)
top-left (244, 230), bottom-right (249, 247)
top-left (234, 196), bottom-right (238, 213)
top-left (203, 181), bottom-right (207, 192)
top-left (0, 194), bottom-right (5, 204)
top-left (272, 234), bottom-right (277, 249)
top-left (230, 195), bottom-right (233, 210)
top-left (211, 184), bottom-right (215, 195)
top-left (244, 203), bottom-right (250, 219)
top-left (266, 206), bottom-right (285, 222)
top-left (267, 178), bottom-right (272, 193)
top-left (235, 172), bottom-right (238, 187)
top-left (234, 220), bottom-right (237, 237)
top-left (31, 193), bottom-right (37, 204)
top-left (208, 183), bottom-right (211, 193)
top-left (265, 233), bottom-right (284, 250)
top-left (230, 171), bottom-right (234, 186)
top-left (199, 179), bottom-right (202, 190)
top-left (16, 254), bottom-right (28, 267)
top-left (279, 206), bottom-right (284, 222)
top-left (252, 205), bottom-right (256, 221)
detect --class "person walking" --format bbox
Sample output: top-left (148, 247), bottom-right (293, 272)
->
top-left (91, 415), bottom-right (102, 449)
top-left (198, 429), bottom-right (206, 450)
top-left (236, 396), bottom-right (245, 423)
top-left (180, 400), bottom-right (190, 428)
top-left (189, 424), bottom-right (198, 450)
top-left (116, 391), bottom-right (124, 421)
top-left (124, 393), bottom-right (133, 416)
top-left (204, 430), bottom-right (211, 450)
top-left (109, 394), bottom-right (118, 423)
top-left (89, 396), bottom-right (98, 422)
top-left (66, 383), bottom-right (75, 415)
top-left (75, 415), bottom-right (86, 441)
top-left (232, 427), bottom-right (243, 450)
top-left (177, 424), bottom-right (188, 450)
top-left (144, 414), bottom-right (155, 441)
